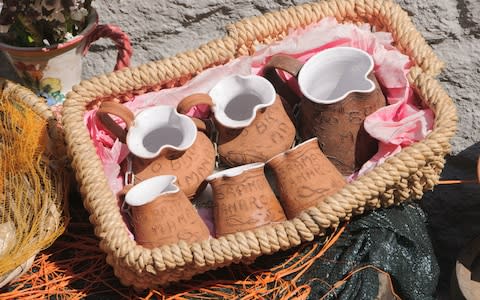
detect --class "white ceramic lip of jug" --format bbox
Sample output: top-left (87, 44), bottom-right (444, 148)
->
top-left (206, 162), bottom-right (265, 181)
top-left (208, 75), bottom-right (276, 129)
top-left (298, 47), bottom-right (375, 104)
top-left (125, 175), bottom-right (179, 207)
top-left (126, 105), bottom-right (197, 159)
top-left (267, 137), bottom-right (318, 163)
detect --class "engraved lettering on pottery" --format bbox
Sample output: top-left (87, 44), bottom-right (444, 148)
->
top-left (347, 110), bottom-right (363, 124)
top-left (149, 160), bottom-right (163, 173)
top-left (339, 131), bottom-right (355, 143)
top-left (183, 158), bottom-right (211, 188)
top-left (223, 196), bottom-right (271, 226)
top-left (222, 150), bottom-right (266, 165)
top-left (212, 166), bottom-right (287, 236)
top-left (255, 120), bottom-right (268, 134)
top-left (270, 122), bottom-right (290, 144)
top-left (317, 111), bottom-right (340, 126)
top-left (216, 96), bottom-right (295, 166)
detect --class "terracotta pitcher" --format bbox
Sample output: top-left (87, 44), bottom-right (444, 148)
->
top-left (206, 163), bottom-right (287, 237)
top-left (124, 175), bottom-right (210, 248)
top-left (96, 102), bottom-right (215, 199)
top-left (177, 74), bottom-right (296, 167)
top-left (267, 138), bottom-right (347, 219)
top-left (264, 47), bottom-right (387, 175)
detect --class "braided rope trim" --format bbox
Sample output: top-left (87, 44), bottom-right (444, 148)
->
top-left (227, 0), bottom-right (444, 76)
top-left (61, 1), bottom-right (457, 288)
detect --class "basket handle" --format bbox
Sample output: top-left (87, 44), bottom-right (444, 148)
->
top-left (96, 101), bottom-right (135, 144)
top-left (83, 24), bottom-right (133, 71)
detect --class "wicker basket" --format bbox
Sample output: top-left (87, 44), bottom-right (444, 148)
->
top-left (62, 0), bottom-right (457, 289)
top-left (0, 79), bottom-right (69, 287)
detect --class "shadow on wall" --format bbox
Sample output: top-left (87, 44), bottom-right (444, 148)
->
top-left (0, 51), bottom-right (20, 82)
top-left (420, 141), bottom-right (480, 292)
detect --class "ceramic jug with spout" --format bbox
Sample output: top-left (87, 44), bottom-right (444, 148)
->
top-left (124, 175), bottom-right (210, 248)
top-left (206, 162), bottom-right (287, 237)
top-left (264, 47), bottom-right (387, 175)
top-left (96, 102), bottom-right (216, 199)
top-left (177, 74), bottom-right (296, 167)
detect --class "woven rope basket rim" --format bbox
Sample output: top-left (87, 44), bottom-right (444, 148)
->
top-left (62, 0), bottom-right (457, 288)
top-left (0, 78), bottom-right (68, 287)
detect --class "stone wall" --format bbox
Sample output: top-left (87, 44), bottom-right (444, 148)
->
top-left (84, 0), bottom-right (479, 156)
top-left (2, 0), bottom-right (477, 156)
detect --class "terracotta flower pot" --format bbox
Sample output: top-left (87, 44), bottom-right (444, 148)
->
top-left (0, 8), bottom-right (132, 105)
top-left (207, 163), bottom-right (287, 237)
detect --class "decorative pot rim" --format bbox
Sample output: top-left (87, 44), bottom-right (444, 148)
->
top-left (298, 46), bottom-right (375, 104)
top-left (125, 175), bottom-right (179, 207)
top-left (0, 7), bottom-right (99, 53)
top-left (206, 162), bottom-right (265, 181)
top-left (266, 137), bottom-right (318, 164)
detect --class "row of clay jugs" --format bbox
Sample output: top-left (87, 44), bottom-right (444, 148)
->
top-left (96, 103), bottom-right (216, 199)
top-left (206, 138), bottom-right (347, 237)
top-left (264, 47), bottom-right (387, 175)
top-left (124, 175), bottom-right (210, 248)
top-left (177, 74), bottom-right (296, 167)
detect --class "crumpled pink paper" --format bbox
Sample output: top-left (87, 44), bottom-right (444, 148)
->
top-left (85, 17), bottom-right (434, 231)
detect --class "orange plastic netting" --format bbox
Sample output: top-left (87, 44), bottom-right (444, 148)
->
top-left (0, 95), bottom-right (67, 286)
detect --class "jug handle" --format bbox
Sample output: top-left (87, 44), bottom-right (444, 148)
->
top-left (263, 54), bottom-right (304, 108)
top-left (96, 101), bottom-right (135, 144)
top-left (177, 93), bottom-right (214, 133)
top-left (177, 93), bottom-right (214, 115)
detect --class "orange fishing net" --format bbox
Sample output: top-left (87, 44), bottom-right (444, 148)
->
top-left (0, 93), bottom-right (68, 287)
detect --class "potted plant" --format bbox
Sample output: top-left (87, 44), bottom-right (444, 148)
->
top-left (0, 0), bottom-right (131, 105)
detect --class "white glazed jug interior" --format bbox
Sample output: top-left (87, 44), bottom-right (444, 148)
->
top-left (125, 175), bottom-right (179, 206)
top-left (126, 105), bottom-right (197, 159)
top-left (206, 162), bottom-right (265, 181)
top-left (298, 47), bottom-right (375, 104)
top-left (209, 75), bottom-right (276, 128)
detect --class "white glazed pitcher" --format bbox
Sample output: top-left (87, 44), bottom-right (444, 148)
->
top-left (96, 102), bottom-right (216, 199)
top-left (264, 47), bottom-right (387, 175)
top-left (124, 175), bottom-right (210, 248)
top-left (97, 103), bottom-right (197, 159)
top-left (177, 74), bottom-right (296, 166)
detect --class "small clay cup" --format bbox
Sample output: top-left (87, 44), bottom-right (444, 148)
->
top-left (206, 163), bottom-right (287, 236)
top-left (267, 138), bottom-right (347, 219)
top-left (264, 47), bottom-right (387, 175)
top-left (97, 102), bottom-right (216, 199)
top-left (124, 175), bottom-right (210, 248)
top-left (177, 74), bottom-right (296, 166)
